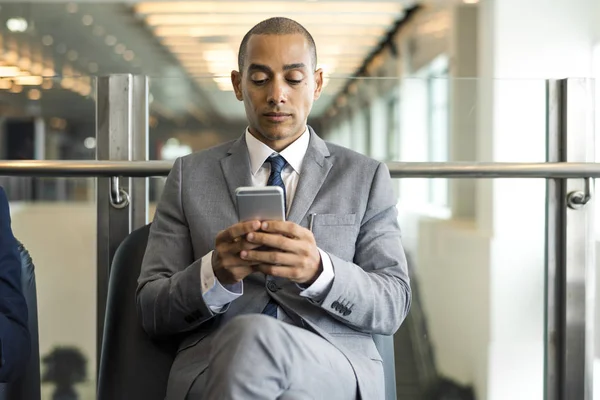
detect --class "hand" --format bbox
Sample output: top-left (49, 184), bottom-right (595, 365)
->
top-left (240, 221), bottom-right (322, 285)
top-left (212, 220), bottom-right (263, 285)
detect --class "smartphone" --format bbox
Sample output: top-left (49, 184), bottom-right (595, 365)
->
top-left (235, 186), bottom-right (286, 222)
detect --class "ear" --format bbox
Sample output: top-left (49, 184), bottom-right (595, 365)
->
top-left (231, 70), bottom-right (243, 101)
top-left (313, 68), bottom-right (324, 101)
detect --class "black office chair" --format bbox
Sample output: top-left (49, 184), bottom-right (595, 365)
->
top-left (98, 223), bottom-right (397, 400)
top-left (0, 241), bottom-right (42, 400)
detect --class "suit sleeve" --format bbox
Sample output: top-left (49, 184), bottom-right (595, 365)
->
top-left (0, 187), bottom-right (30, 382)
top-left (318, 162), bottom-right (412, 335)
top-left (136, 158), bottom-right (221, 337)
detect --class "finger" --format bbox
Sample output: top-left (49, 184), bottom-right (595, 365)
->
top-left (254, 264), bottom-right (300, 280)
top-left (260, 221), bottom-right (307, 240)
top-left (240, 249), bottom-right (298, 266)
top-left (246, 231), bottom-right (298, 252)
top-left (216, 220), bottom-right (261, 243)
top-left (223, 238), bottom-right (264, 254)
top-left (220, 255), bottom-right (260, 268)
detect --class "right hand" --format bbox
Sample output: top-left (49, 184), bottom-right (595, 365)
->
top-left (212, 220), bottom-right (263, 285)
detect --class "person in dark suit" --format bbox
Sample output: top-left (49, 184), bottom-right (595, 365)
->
top-left (0, 186), bottom-right (30, 382)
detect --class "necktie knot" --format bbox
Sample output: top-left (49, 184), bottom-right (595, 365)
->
top-left (268, 155), bottom-right (287, 175)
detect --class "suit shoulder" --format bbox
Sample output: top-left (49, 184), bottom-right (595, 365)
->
top-left (325, 141), bottom-right (382, 171)
top-left (179, 139), bottom-right (237, 166)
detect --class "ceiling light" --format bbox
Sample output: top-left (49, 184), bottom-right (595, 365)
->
top-left (42, 35), bottom-right (54, 46)
top-left (0, 66), bottom-right (20, 77)
top-left (123, 50), bottom-right (135, 61)
top-left (84, 137), bottom-right (96, 149)
top-left (6, 18), bottom-right (28, 32)
top-left (14, 75), bottom-right (44, 86)
top-left (154, 25), bottom-right (385, 38)
top-left (463, 0), bottom-right (479, 3)
top-left (66, 3), bottom-right (78, 13)
top-left (145, 14), bottom-right (394, 26)
top-left (82, 15), bottom-right (94, 26)
top-left (67, 50), bottom-right (79, 61)
top-left (114, 44), bottom-right (126, 54)
top-left (105, 35), bottom-right (117, 46)
top-left (9, 84), bottom-right (22, 94)
top-left (0, 79), bottom-right (12, 90)
top-left (88, 62), bottom-right (99, 73)
top-left (27, 89), bottom-right (41, 100)
top-left (135, 2), bottom-right (402, 14)
top-left (41, 79), bottom-right (53, 89)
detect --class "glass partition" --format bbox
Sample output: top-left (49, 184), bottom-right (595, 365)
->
top-left (0, 74), bottom-right (98, 398)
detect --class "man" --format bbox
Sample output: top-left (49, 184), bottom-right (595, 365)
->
top-left (137, 17), bottom-right (411, 400)
top-left (0, 186), bottom-right (30, 382)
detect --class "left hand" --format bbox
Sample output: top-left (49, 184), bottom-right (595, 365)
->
top-left (240, 220), bottom-right (322, 285)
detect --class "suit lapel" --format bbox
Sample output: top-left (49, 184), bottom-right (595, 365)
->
top-left (287, 127), bottom-right (333, 224)
top-left (220, 135), bottom-right (254, 209)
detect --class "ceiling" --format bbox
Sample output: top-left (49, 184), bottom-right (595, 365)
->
top-left (0, 1), bottom-right (414, 132)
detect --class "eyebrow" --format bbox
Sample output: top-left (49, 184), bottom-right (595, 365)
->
top-left (247, 63), bottom-right (307, 73)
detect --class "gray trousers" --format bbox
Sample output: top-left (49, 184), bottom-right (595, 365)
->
top-left (186, 314), bottom-right (358, 400)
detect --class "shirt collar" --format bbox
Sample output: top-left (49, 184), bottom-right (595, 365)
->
top-left (245, 127), bottom-right (310, 176)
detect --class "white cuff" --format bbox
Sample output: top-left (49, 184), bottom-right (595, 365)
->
top-left (200, 251), bottom-right (243, 313)
top-left (298, 248), bottom-right (335, 302)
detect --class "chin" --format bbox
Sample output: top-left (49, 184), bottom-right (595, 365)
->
top-left (259, 125), bottom-right (298, 142)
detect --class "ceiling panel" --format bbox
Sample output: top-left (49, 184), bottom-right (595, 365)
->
top-left (134, 0), bottom-right (413, 118)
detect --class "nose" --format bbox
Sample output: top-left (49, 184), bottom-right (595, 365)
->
top-left (267, 77), bottom-right (287, 105)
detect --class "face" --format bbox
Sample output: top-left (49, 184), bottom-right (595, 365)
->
top-left (231, 33), bottom-right (323, 151)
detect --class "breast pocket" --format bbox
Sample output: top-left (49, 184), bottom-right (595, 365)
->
top-left (310, 213), bottom-right (359, 260)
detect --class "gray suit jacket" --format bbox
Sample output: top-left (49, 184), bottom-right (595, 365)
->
top-left (137, 128), bottom-right (411, 399)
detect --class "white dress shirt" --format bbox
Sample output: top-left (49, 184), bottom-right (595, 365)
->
top-left (199, 127), bottom-right (335, 322)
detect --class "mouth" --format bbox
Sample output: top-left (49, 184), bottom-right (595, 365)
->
top-left (263, 112), bottom-right (292, 122)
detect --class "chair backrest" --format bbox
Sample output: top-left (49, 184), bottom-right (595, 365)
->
top-left (0, 242), bottom-right (41, 400)
top-left (97, 224), bottom-right (178, 400)
top-left (98, 223), bottom-right (397, 400)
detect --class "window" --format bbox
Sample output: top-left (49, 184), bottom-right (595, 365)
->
top-left (386, 95), bottom-right (400, 161)
top-left (426, 56), bottom-right (449, 208)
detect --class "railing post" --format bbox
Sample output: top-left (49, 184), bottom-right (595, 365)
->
top-left (546, 78), bottom-right (595, 400)
top-left (95, 74), bottom-right (149, 376)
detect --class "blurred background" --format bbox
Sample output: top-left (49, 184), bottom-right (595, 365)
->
top-left (0, 0), bottom-right (599, 399)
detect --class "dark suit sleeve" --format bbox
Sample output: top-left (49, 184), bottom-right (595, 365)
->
top-left (0, 187), bottom-right (30, 382)
top-left (319, 162), bottom-right (412, 335)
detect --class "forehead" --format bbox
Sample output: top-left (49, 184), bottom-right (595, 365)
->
top-left (245, 33), bottom-right (312, 70)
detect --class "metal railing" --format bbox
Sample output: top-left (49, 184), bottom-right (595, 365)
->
top-left (1, 159), bottom-right (600, 178)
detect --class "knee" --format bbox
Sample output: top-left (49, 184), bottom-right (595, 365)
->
top-left (215, 314), bottom-right (281, 348)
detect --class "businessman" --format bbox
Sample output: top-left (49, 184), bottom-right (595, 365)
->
top-left (137, 17), bottom-right (411, 400)
top-left (0, 186), bottom-right (30, 382)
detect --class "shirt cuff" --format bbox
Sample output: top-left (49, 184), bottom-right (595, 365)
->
top-left (298, 248), bottom-right (335, 302)
top-left (200, 251), bottom-right (243, 312)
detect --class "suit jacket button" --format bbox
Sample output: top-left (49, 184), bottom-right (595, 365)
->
top-left (267, 280), bottom-right (279, 292)
top-left (331, 300), bottom-right (340, 309)
top-left (343, 309), bottom-right (351, 316)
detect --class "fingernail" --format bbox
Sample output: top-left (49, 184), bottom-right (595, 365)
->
top-left (240, 251), bottom-right (247, 258)
top-left (247, 233), bottom-right (254, 241)
top-left (253, 221), bottom-right (261, 229)
top-left (262, 222), bottom-right (268, 230)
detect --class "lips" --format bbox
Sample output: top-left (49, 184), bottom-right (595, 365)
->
top-left (263, 112), bottom-right (291, 122)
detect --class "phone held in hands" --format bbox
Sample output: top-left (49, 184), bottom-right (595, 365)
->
top-left (235, 186), bottom-right (286, 222)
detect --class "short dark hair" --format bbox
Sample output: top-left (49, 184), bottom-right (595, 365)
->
top-left (237, 17), bottom-right (317, 72)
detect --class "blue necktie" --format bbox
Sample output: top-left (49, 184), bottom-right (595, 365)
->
top-left (267, 154), bottom-right (287, 206)
top-left (261, 154), bottom-right (287, 318)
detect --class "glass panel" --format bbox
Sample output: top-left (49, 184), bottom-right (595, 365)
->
top-left (7, 177), bottom-right (97, 399)
top-left (0, 75), bottom-right (97, 399)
